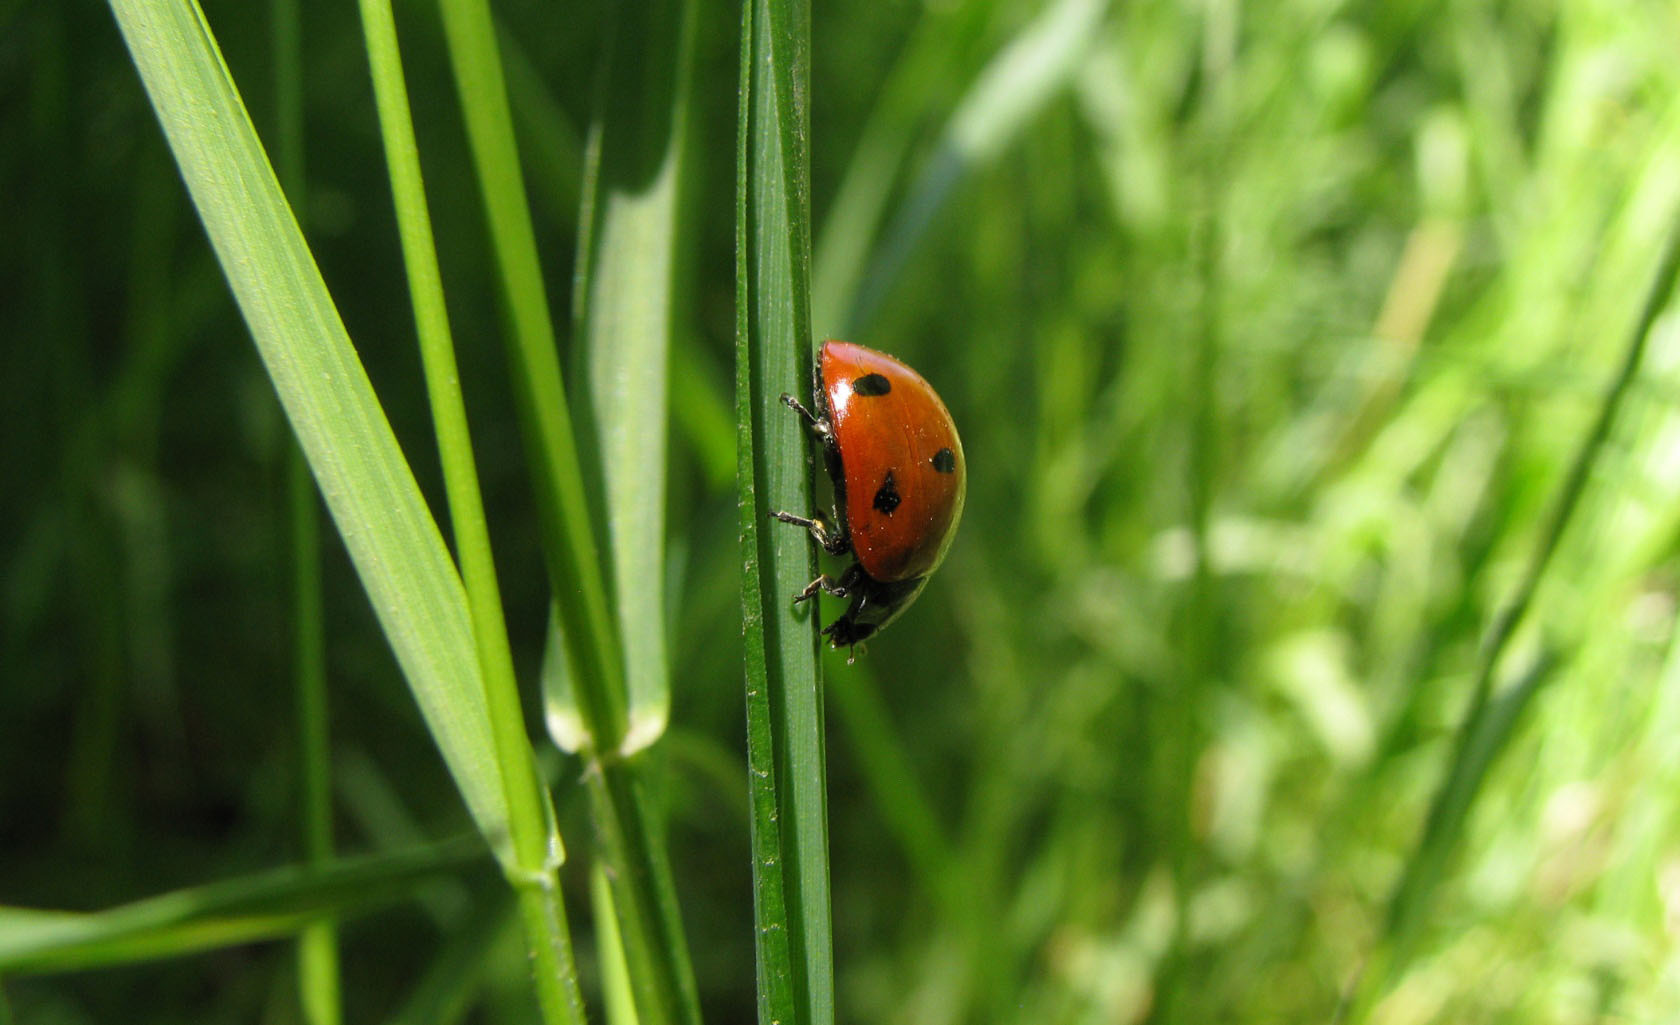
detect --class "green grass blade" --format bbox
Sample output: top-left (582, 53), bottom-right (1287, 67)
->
top-left (356, 0), bottom-right (585, 1020)
top-left (842, 0), bottom-right (1110, 334)
top-left (272, 0), bottom-right (341, 1018)
top-left (737, 0), bottom-right (831, 1021)
top-left (535, 4), bottom-right (708, 1021)
top-left (289, 297), bottom-right (342, 1025)
top-left (434, 0), bottom-right (627, 753)
top-left (105, 0), bottom-right (508, 851)
top-left (0, 837), bottom-right (484, 976)
top-left (576, 767), bottom-right (703, 1025)
top-left (591, 862), bottom-right (641, 1025)
top-left (571, 0), bottom-right (697, 756)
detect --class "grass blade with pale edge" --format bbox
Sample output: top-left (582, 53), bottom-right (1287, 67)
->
top-left (0, 837), bottom-right (483, 976)
top-left (736, 0), bottom-right (832, 1022)
top-left (533, 2), bottom-right (706, 1021)
top-left (356, 0), bottom-right (583, 1021)
top-left (105, 0), bottom-right (509, 856)
top-left (569, 0), bottom-right (696, 759)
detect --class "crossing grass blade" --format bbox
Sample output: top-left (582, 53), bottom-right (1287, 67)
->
top-left (0, 837), bottom-right (484, 976)
top-left (105, 0), bottom-right (510, 855)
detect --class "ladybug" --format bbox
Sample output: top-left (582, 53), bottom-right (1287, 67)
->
top-left (772, 340), bottom-right (966, 651)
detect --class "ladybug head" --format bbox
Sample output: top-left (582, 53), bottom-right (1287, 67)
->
top-left (821, 617), bottom-right (876, 650)
top-left (820, 574), bottom-right (927, 657)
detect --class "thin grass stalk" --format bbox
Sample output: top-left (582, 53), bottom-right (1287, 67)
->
top-left (590, 863), bottom-right (639, 1025)
top-left (355, 0), bottom-right (583, 1020)
top-left (290, 449), bottom-right (341, 1025)
top-left (736, 0), bottom-right (832, 1021)
top-left (272, 0), bottom-right (342, 1020)
top-left (431, 0), bottom-right (626, 751)
top-left (580, 769), bottom-right (701, 1025)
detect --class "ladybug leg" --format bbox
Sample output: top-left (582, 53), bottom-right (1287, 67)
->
top-left (768, 509), bottom-right (851, 556)
top-left (792, 574), bottom-right (849, 604)
top-left (826, 500), bottom-right (851, 552)
top-left (780, 393), bottom-right (834, 442)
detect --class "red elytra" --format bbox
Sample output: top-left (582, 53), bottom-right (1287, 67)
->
top-left (821, 341), bottom-right (966, 582)
top-left (771, 340), bottom-right (966, 651)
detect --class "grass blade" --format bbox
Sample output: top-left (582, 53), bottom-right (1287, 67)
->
top-left (356, 0), bottom-right (585, 1020)
top-left (106, 0), bottom-right (509, 852)
top-left (270, 0), bottom-right (342, 1018)
top-left (737, 0), bottom-right (831, 1021)
top-left (571, 0), bottom-right (696, 757)
top-left (591, 861), bottom-right (641, 1025)
top-left (0, 837), bottom-right (484, 976)
top-left (578, 768), bottom-right (703, 1025)
top-left (291, 447), bottom-right (340, 1025)
top-left (433, 0), bottom-right (626, 754)
top-left (541, 3), bottom-right (708, 1020)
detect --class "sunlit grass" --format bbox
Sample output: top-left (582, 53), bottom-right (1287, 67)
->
top-left (4, 0), bottom-right (1680, 1021)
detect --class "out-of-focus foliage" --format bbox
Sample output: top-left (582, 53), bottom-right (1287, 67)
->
top-left (3, 0), bottom-right (1679, 1021)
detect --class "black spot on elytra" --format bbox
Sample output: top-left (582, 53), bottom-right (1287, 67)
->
top-left (872, 470), bottom-right (901, 515)
top-left (854, 373), bottom-right (892, 396)
top-left (932, 448), bottom-right (956, 473)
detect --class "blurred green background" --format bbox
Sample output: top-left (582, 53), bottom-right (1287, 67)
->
top-left (6, 0), bottom-right (1680, 1021)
